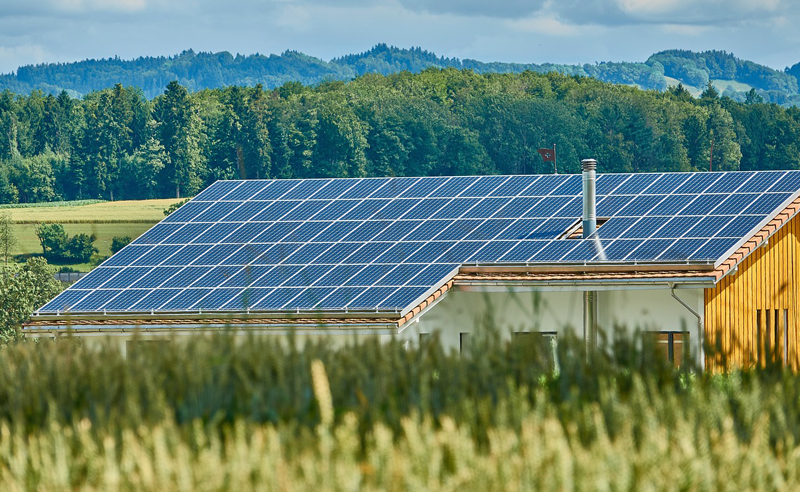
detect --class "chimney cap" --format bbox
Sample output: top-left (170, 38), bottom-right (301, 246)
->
top-left (581, 159), bottom-right (597, 171)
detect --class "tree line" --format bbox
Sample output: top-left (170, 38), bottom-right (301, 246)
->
top-left (3, 45), bottom-right (798, 104)
top-left (1, 68), bottom-right (799, 203)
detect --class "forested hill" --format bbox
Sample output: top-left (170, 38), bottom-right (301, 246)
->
top-left (2, 44), bottom-right (800, 105)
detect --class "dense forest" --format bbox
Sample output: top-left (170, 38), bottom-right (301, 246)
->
top-left (1, 68), bottom-right (799, 204)
top-left (2, 45), bottom-right (799, 105)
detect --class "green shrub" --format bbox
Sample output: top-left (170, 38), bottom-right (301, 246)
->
top-left (110, 235), bottom-right (132, 254)
top-left (35, 223), bottom-right (98, 262)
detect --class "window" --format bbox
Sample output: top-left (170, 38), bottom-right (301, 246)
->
top-left (514, 331), bottom-right (558, 370)
top-left (459, 333), bottom-right (470, 354)
top-left (644, 331), bottom-right (688, 367)
top-left (756, 309), bottom-right (788, 366)
top-left (419, 333), bottom-right (430, 345)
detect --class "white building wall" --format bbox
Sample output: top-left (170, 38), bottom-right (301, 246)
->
top-left (403, 286), bottom-right (705, 364)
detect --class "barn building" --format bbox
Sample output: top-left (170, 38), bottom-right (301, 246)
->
top-left (26, 162), bottom-right (800, 370)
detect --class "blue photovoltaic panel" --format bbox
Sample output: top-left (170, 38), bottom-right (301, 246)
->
top-left (434, 220), bottom-right (483, 241)
top-left (39, 170), bottom-right (800, 315)
top-left (597, 196), bottom-right (634, 217)
top-left (223, 181), bottom-right (271, 201)
top-left (316, 265), bottom-right (366, 287)
top-left (370, 177), bottom-right (420, 199)
top-left (613, 173), bottom-right (661, 195)
top-left (102, 290), bottom-right (149, 311)
top-left (349, 287), bottom-right (398, 309)
top-left (469, 241), bottom-right (518, 262)
top-left (490, 176), bottom-right (537, 197)
top-left (597, 239), bottom-right (643, 261)
top-left (102, 267), bottom-right (154, 289)
top-left (551, 175), bottom-right (583, 196)
top-left (648, 195), bottom-right (695, 216)
top-left (405, 220), bottom-right (452, 241)
top-left (250, 179), bottom-right (301, 200)
top-left (193, 181), bottom-right (241, 201)
top-left (743, 193), bottom-right (792, 215)
top-left (770, 172), bottom-right (800, 193)
top-left (345, 264), bottom-right (394, 286)
top-left (194, 288), bottom-right (242, 310)
top-left (595, 173), bottom-right (631, 195)
top-left (460, 176), bottom-right (508, 197)
top-left (495, 219), bottom-right (546, 240)
top-left (500, 241), bottom-right (544, 262)
top-left (130, 267), bottom-right (182, 289)
top-left (164, 223), bottom-right (211, 244)
top-left (132, 289), bottom-right (181, 310)
top-left (674, 173), bottom-right (721, 194)
top-left (281, 179), bottom-right (331, 200)
top-left (316, 287), bottom-right (365, 309)
top-left (220, 266), bottom-right (274, 288)
top-left (340, 179), bottom-right (391, 199)
top-left (495, 197), bottom-right (540, 218)
top-left (40, 289), bottom-right (91, 313)
top-left (160, 288), bottom-right (213, 310)
top-left (191, 202), bottom-right (242, 222)
top-left (380, 287), bottom-right (430, 309)
top-left (705, 172), bottom-right (753, 194)
top-left (432, 198), bottom-right (481, 219)
top-left (162, 267), bottom-right (213, 288)
top-left (429, 176), bottom-right (480, 197)
top-left (135, 223), bottom-right (184, 245)
top-left (641, 173), bottom-right (691, 194)
top-left (651, 216), bottom-right (700, 238)
top-left (309, 179), bottom-right (359, 199)
top-left (70, 267), bottom-right (123, 289)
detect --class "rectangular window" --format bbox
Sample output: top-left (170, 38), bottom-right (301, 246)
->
top-left (419, 333), bottom-right (430, 345)
top-left (459, 333), bottom-right (470, 354)
top-left (756, 309), bottom-right (763, 365)
top-left (645, 331), bottom-right (688, 368)
top-left (784, 309), bottom-right (789, 366)
top-left (514, 331), bottom-right (558, 370)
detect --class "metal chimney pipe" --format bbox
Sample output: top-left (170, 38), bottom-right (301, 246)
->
top-left (581, 159), bottom-right (597, 238)
top-left (581, 158), bottom-right (598, 360)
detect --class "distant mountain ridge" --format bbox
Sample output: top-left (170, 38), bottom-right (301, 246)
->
top-left (2, 44), bottom-right (799, 105)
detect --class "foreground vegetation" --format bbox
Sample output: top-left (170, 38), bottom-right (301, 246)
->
top-left (0, 331), bottom-right (796, 490)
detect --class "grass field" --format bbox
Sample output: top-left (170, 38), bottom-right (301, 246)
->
top-left (5, 198), bottom-right (184, 271)
top-left (664, 76), bottom-right (754, 97)
top-left (8, 198), bottom-right (183, 224)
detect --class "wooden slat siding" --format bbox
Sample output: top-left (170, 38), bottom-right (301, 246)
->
top-left (705, 213), bottom-right (800, 370)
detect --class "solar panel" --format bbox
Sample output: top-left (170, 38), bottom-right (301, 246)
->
top-left (40, 170), bottom-right (800, 316)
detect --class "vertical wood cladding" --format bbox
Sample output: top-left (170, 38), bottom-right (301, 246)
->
top-left (705, 213), bottom-right (799, 370)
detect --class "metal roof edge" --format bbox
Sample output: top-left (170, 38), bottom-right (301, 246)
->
top-left (27, 308), bottom-right (402, 324)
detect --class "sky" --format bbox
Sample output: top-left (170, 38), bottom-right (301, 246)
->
top-left (0, 0), bottom-right (798, 75)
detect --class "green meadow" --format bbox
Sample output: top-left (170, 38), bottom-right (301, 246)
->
top-left (5, 198), bottom-right (183, 271)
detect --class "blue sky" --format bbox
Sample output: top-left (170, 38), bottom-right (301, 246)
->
top-left (0, 0), bottom-right (797, 74)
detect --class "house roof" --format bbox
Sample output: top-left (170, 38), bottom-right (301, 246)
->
top-left (29, 170), bottom-right (800, 327)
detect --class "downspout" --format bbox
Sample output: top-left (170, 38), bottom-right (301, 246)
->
top-left (669, 283), bottom-right (705, 370)
top-left (582, 159), bottom-right (598, 360)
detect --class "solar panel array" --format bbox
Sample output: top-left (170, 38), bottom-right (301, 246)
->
top-left (39, 170), bottom-right (800, 315)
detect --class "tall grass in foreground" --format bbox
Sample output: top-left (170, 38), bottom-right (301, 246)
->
top-left (0, 329), bottom-right (799, 490)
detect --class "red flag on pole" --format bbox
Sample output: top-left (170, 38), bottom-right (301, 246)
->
top-left (537, 148), bottom-right (555, 162)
